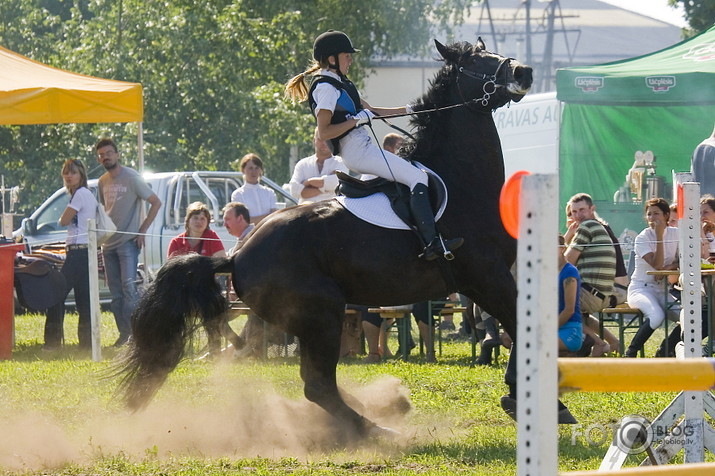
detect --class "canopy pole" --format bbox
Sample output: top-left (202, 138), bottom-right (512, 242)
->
top-left (137, 122), bottom-right (148, 281)
top-left (137, 122), bottom-right (144, 174)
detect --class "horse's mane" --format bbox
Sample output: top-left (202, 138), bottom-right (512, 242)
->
top-left (404, 41), bottom-right (479, 161)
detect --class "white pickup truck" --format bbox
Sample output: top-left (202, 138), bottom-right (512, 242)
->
top-left (15, 171), bottom-right (297, 304)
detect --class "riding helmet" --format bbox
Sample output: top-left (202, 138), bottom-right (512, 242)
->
top-left (313, 30), bottom-right (359, 62)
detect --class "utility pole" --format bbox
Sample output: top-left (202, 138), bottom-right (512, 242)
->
top-left (523, 0), bottom-right (532, 67)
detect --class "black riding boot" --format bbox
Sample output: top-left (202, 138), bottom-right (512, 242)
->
top-left (409, 183), bottom-right (463, 261)
top-left (625, 319), bottom-right (655, 358)
top-left (501, 345), bottom-right (577, 424)
top-left (655, 324), bottom-right (681, 357)
top-left (476, 316), bottom-right (500, 365)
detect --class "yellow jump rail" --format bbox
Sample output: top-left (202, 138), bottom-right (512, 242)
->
top-left (558, 358), bottom-right (715, 394)
top-left (562, 461), bottom-right (715, 475)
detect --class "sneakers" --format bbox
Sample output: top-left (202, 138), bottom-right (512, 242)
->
top-left (590, 341), bottom-right (611, 357)
top-left (576, 334), bottom-right (595, 357)
top-left (500, 395), bottom-right (578, 424)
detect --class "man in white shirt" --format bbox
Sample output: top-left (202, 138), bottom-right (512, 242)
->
top-left (289, 128), bottom-right (349, 204)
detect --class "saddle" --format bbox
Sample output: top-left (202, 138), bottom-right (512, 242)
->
top-left (14, 259), bottom-right (67, 311)
top-left (335, 165), bottom-right (446, 230)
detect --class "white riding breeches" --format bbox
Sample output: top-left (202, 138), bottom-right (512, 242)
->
top-left (627, 281), bottom-right (680, 329)
top-left (339, 127), bottom-right (427, 190)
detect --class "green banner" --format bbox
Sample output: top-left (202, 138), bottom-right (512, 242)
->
top-left (557, 25), bottom-right (715, 105)
top-left (559, 103), bottom-right (713, 208)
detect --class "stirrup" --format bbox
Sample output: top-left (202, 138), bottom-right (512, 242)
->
top-left (419, 236), bottom-right (463, 261)
top-left (438, 236), bottom-right (455, 260)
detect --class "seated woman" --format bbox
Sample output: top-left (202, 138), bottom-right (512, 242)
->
top-left (231, 153), bottom-right (278, 224)
top-left (625, 198), bottom-right (679, 357)
top-left (558, 235), bottom-right (584, 355)
top-left (168, 201), bottom-right (226, 259)
top-left (701, 195), bottom-right (715, 259)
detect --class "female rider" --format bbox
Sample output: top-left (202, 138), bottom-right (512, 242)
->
top-left (285, 30), bottom-right (462, 261)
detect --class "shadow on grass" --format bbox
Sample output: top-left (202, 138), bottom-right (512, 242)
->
top-left (339, 351), bottom-right (510, 369)
top-left (10, 342), bottom-right (124, 362)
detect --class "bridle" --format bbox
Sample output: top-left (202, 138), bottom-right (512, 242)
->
top-left (456, 55), bottom-right (513, 110)
top-left (374, 54), bottom-right (514, 122)
top-left (367, 52), bottom-right (514, 181)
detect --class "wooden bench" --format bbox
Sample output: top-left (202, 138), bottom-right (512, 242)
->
top-left (368, 306), bottom-right (412, 361)
top-left (225, 300), bottom-right (365, 359)
top-left (219, 293), bottom-right (292, 359)
top-left (596, 304), bottom-right (644, 356)
top-left (340, 307), bottom-right (364, 357)
top-left (427, 302), bottom-right (467, 357)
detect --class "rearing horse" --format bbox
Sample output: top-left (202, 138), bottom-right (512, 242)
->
top-left (118, 38), bottom-right (533, 436)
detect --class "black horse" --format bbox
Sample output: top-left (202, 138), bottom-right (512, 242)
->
top-left (118, 38), bottom-right (533, 437)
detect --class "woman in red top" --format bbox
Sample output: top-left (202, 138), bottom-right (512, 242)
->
top-left (167, 201), bottom-right (226, 259)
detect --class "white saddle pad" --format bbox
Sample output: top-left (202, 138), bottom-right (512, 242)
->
top-left (334, 170), bottom-right (448, 230)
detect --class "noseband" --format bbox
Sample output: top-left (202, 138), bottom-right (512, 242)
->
top-left (456, 56), bottom-right (513, 109)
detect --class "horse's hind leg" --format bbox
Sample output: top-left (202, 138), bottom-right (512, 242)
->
top-left (297, 318), bottom-right (374, 437)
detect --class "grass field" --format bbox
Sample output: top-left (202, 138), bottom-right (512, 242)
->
top-left (1, 311), bottom-right (713, 475)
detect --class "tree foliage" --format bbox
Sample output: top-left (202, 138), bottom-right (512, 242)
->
top-left (669, 0), bottom-right (715, 36)
top-left (0, 0), bottom-right (470, 222)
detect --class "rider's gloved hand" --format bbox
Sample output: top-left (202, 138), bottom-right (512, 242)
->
top-left (352, 109), bottom-right (375, 126)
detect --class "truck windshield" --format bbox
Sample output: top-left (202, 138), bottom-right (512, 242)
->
top-left (35, 193), bottom-right (69, 235)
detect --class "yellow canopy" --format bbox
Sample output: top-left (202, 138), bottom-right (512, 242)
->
top-left (0, 45), bottom-right (143, 125)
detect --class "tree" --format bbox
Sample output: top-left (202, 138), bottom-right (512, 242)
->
top-left (669, 0), bottom-right (715, 36)
top-left (0, 0), bottom-right (471, 222)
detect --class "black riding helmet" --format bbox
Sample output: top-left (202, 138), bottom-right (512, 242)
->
top-left (313, 30), bottom-right (359, 74)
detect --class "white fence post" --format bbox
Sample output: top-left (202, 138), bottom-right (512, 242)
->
top-left (517, 173), bottom-right (559, 476)
top-left (87, 218), bottom-right (102, 362)
top-left (680, 182), bottom-right (704, 462)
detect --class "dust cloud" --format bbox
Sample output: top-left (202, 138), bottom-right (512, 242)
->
top-left (0, 369), bottom-right (448, 472)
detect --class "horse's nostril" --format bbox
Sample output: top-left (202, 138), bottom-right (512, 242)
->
top-left (513, 66), bottom-right (533, 89)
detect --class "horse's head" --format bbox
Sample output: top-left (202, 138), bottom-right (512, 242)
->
top-left (435, 38), bottom-right (533, 109)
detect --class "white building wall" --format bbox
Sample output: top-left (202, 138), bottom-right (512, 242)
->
top-left (361, 65), bottom-right (439, 145)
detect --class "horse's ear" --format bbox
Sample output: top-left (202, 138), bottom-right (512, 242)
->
top-left (434, 39), bottom-right (448, 59)
top-left (476, 37), bottom-right (486, 51)
top-left (434, 39), bottom-right (456, 62)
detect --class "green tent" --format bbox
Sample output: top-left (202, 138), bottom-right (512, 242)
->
top-left (556, 25), bottom-right (715, 234)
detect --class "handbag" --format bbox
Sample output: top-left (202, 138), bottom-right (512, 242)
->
top-left (96, 203), bottom-right (117, 245)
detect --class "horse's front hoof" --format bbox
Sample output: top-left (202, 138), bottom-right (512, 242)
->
top-left (368, 424), bottom-right (401, 439)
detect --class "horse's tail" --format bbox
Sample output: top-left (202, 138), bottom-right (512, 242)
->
top-left (116, 254), bottom-right (232, 410)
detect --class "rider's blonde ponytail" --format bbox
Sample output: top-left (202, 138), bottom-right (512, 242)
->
top-left (285, 61), bottom-right (321, 104)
